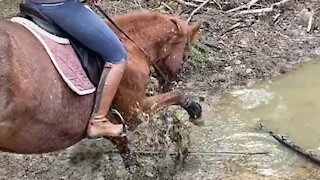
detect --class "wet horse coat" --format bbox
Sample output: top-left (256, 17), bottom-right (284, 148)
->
top-left (0, 12), bottom-right (201, 157)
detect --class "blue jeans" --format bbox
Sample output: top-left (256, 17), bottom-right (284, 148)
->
top-left (27, 0), bottom-right (127, 64)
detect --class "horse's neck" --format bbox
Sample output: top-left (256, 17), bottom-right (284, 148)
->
top-left (112, 13), bottom-right (169, 60)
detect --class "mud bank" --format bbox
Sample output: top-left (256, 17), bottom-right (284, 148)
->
top-left (1, 0), bottom-right (320, 179)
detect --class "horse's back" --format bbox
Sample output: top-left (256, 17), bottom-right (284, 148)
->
top-left (0, 20), bottom-right (93, 153)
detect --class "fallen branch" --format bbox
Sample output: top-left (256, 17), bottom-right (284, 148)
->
top-left (238, 7), bottom-right (273, 15)
top-left (187, 0), bottom-right (211, 23)
top-left (191, 0), bottom-right (222, 10)
top-left (223, 22), bottom-right (242, 33)
top-left (273, 13), bottom-right (281, 22)
top-left (176, 0), bottom-right (198, 7)
top-left (188, 151), bottom-right (268, 156)
top-left (212, 0), bottom-right (222, 10)
top-left (161, 2), bottom-right (174, 12)
top-left (260, 124), bottom-right (320, 166)
top-left (227, 0), bottom-right (260, 13)
top-left (227, 5), bottom-right (246, 13)
top-left (238, 0), bottom-right (290, 15)
top-left (307, 10), bottom-right (314, 33)
top-left (104, 150), bottom-right (269, 156)
top-left (247, 0), bottom-right (260, 8)
top-left (221, 22), bottom-right (249, 35)
top-left (272, 0), bottom-right (290, 6)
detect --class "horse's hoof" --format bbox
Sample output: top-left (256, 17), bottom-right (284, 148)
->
top-left (183, 100), bottom-right (202, 119)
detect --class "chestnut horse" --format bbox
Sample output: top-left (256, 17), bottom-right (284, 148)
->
top-left (0, 12), bottom-right (202, 166)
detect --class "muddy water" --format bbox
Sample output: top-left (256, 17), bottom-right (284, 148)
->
top-left (1, 1), bottom-right (320, 179)
top-left (220, 57), bottom-right (320, 150)
top-left (178, 57), bottom-right (320, 179)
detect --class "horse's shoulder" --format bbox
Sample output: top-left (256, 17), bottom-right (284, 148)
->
top-left (0, 22), bottom-right (38, 104)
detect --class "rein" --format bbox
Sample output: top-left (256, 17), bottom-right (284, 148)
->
top-left (95, 6), bottom-right (170, 85)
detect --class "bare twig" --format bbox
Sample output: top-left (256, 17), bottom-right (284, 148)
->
top-left (227, 5), bottom-right (246, 13)
top-left (272, 0), bottom-right (290, 6)
top-left (239, 7), bottom-right (273, 14)
top-left (307, 10), bottom-right (314, 33)
top-left (247, 0), bottom-right (260, 8)
top-left (187, 0), bottom-right (211, 22)
top-left (212, 0), bottom-right (222, 10)
top-left (191, 0), bottom-right (206, 3)
top-left (176, 0), bottom-right (198, 7)
top-left (273, 13), bottom-right (281, 22)
top-left (226, 22), bottom-right (242, 31)
top-left (238, 0), bottom-right (290, 15)
top-left (191, 0), bottom-right (222, 10)
top-left (161, 2), bottom-right (174, 12)
top-left (227, 0), bottom-right (260, 13)
top-left (221, 22), bottom-right (248, 35)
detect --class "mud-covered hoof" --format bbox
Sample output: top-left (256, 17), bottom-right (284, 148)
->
top-left (183, 100), bottom-right (202, 119)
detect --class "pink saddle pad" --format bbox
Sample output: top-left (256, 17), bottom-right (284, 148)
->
top-left (40, 35), bottom-right (96, 95)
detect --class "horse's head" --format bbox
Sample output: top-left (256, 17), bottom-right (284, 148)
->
top-left (152, 15), bottom-right (201, 92)
top-left (109, 13), bottom-right (201, 92)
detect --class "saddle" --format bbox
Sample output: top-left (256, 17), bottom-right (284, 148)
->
top-left (18, 3), bottom-right (105, 88)
top-left (15, 3), bottom-right (127, 132)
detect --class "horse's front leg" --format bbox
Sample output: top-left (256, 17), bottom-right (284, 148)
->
top-left (142, 91), bottom-right (202, 119)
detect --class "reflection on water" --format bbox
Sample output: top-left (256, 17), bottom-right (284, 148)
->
top-left (1, 1), bottom-right (319, 179)
top-left (180, 57), bottom-right (320, 179)
top-left (222, 58), bottom-right (320, 150)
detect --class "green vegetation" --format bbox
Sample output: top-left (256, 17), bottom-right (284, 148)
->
top-left (187, 45), bottom-right (208, 72)
top-left (190, 46), bottom-right (205, 64)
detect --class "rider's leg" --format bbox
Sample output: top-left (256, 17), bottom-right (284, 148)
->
top-left (37, 0), bottom-right (127, 137)
top-left (87, 60), bottom-right (127, 137)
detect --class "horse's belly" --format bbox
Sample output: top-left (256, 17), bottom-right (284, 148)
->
top-left (0, 94), bottom-right (89, 154)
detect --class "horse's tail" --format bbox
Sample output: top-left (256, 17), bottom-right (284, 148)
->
top-left (0, 29), bottom-right (11, 112)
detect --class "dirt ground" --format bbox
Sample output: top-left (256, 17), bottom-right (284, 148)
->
top-left (180, 0), bottom-right (320, 91)
top-left (1, 0), bottom-right (320, 179)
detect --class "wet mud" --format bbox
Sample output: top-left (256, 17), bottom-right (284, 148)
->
top-left (1, 0), bottom-right (320, 179)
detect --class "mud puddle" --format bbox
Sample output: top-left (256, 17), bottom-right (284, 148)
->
top-left (1, 0), bottom-right (320, 179)
top-left (176, 56), bottom-right (320, 179)
top-left (218, 56), bottom-right (320, 150)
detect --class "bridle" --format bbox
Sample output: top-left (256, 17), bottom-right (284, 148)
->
top-left (96, 6), bottom-right (171, 85)
top-left (96, 6), bottom-right (192, 87)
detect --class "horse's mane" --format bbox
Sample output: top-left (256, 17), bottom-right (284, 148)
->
top-left (113, 11), bottom-right (169, 26)
top-left (105, 11), bottom-right (182, 53)
top-left (109, 11), bottom-right (181, 34)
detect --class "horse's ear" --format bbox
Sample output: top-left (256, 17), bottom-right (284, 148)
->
top-left (189, 23), bottom-right (201, 43)
top-left (170, 18), bottom-right (183, 35)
